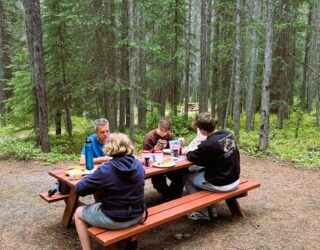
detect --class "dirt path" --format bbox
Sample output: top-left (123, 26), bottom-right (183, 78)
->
top-left (0, 155), bottom-right (320, 250)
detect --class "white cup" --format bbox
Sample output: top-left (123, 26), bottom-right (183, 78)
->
top-left (154, 151), bottom-right (164, 163)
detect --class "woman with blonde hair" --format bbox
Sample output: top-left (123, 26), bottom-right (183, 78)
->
top-left (74, 133), bottom-right (145, 250)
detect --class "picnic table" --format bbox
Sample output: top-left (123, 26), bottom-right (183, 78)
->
top-left (40, 155), bottom-right (260, 249)
top-left (41, 156), bottom-right (193, 228)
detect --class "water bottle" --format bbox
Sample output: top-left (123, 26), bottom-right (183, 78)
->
top-left (85, 137), bottom-right (93, 170)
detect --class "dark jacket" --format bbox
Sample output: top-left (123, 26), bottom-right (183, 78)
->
top-left (186, 130), bottom-right (240, 186)
top-left (75, 155), bottom-right (145, 221)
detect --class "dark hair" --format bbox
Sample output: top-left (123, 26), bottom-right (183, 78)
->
top-left (192, 112), bottom-right (216, 132)
top-left (158, 117), bottom-right (172, 131)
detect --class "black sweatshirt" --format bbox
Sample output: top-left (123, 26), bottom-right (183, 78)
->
top-left (186, 130), bottom-right (240, 186)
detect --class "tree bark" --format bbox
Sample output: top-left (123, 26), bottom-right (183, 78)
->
top-left (259, 0), bottom-right (274, 150)
top-left (57, 20), bottom-right (72, 138)
top-left (301, 3), bottom-right (314, 110)
top-left (120, 0), bottom-right (129, 132)
top-left (211, 2), bottom-right (221, 118)
top-left (105, 0), bottom-right (117, 131)
top-left (0, 0), bottom-right (9, 115)
top-left (171, 0), bottom-right (180, 116)
top-left (137, 2), bottom-right (147, 129)
top-left (233, 0), bottom-right (241, 138)
top-left (245, 0), bottom-right (260, 132)
top-left (128, 0), bottom-right (135, 141)
top-left (23, 0), bottom-right (50, 152)
top-left (199, 0), bottom-right (212, 113)
top-left (184, 0), bottom-right (192, 119)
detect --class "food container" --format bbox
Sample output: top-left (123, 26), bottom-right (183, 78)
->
top-left (154, 150), bottom-right (164, 163)
top-left (169, 140), bottom-right (181, 156)
top-left (69, 170), bottom-right (83, 180)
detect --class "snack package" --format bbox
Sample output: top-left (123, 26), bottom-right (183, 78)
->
top-left (169, 140), bottom-right (181, 155)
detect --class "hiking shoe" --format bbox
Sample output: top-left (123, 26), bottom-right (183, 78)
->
top-left (186, 211), bottom-right (210, 221)
top-left (208, 206), bottom-right (218, 218)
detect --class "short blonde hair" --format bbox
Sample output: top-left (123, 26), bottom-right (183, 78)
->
top-left (104, 133), bottom-right (135, 156)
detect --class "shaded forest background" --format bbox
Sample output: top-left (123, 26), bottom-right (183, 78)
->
top-left (0, 0), bottom-right (319, 168)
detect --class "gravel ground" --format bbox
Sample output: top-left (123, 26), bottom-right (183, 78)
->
top-left (0, 155), bottom-right (320, 250)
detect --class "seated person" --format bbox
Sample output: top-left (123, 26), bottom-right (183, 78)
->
top-left (80, 118), bottom-right (110, 166)
top-left (184, 112), bottom-right (240, 220)
top-left (74, 133), bottom-right (145, 250)
top-left (143, 117), bottom-right (184, 201)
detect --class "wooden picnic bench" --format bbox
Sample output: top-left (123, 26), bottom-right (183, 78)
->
top-left (87, 179), bottom-right (260, 249)
top-left (40, 157), bottom-right (193, 228)
top-left (40, 191), bottom-right (69, 203)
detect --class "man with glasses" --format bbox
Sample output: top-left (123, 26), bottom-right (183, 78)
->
top-left (80, 118), bottom-right (110, 166)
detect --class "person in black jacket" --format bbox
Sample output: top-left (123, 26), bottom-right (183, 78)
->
top-left (184, 112), bottom-right (240, 220)
top-left (74, 133), bottom-right (145, 250)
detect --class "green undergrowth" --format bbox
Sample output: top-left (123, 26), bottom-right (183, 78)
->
top-left (0, 113), bottom-right (319, 169)
top-left (238, 113), bottom-right (320, 169)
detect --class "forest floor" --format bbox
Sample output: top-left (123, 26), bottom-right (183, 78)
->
top-left (1, 154), bottom-right (320, 250)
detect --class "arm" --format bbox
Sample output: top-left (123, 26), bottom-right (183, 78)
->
top-left (79, 155), bottom-right (109, 166)
top-left (186, 144), bottom-right (208, 166)
top-left (75, 167), bottom-right (106, 196)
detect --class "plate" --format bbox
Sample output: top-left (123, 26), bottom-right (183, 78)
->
top-left (66, 165), bottom-right (84, 170)
top-left (64, 169), bottom-right (94, 176)
top-left (152, 161), bottom-right (175, 168)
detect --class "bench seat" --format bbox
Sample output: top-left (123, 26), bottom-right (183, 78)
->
top-left (88, 179), bottom-right (260, 249)
top-left (40, 192), bottom-right (70, 203)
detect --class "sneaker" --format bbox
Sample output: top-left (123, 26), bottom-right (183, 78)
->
top-left (186, 211), bottom-right (210, 221)
top-left (208, 206), bottom-right (218, 218)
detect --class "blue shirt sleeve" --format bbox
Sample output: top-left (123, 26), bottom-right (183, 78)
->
top-left (80, 134), bottom-right (105, 157)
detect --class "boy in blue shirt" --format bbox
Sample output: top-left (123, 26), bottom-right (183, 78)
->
top-left (80, 118), bottom-right (110, 166)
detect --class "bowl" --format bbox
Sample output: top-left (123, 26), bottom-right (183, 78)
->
top-left (69, 170), bottom-right (83, 180)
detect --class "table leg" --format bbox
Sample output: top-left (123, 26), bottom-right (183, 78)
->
top-left (61, 187), bottom-right (79, 228)
top-left (225, 198), bottom-right (244, 217)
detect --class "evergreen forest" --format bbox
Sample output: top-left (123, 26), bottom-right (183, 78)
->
top-left (0, 0), bottom-right (320, 168)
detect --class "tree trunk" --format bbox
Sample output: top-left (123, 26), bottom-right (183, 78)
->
top-left (58, 22), bottom-right (72, 138)
top-left (259, 0), bottom-right (274, 150)
top-left (301, 3), bottom-right (314, 110)
top-left (189, 1), bottom-right (201, 102)
top-left (159, 62), bottom-right (166, 117)
top-left (211, 2), bottom-right (220, 118)
top-left (245, 0), bottom-right (260, 132)
top-left (23, 0), bottom-right (50, 152)
top-left (128, 0), bottom-right (135, 141)
top-left (55, 110), bottom-right (62, 135)
top-left (199, 0), bottom-right (212, 113)
top-left (307, 2), bottom-right (319, 114)
top-left (184, 0), bottom-right (192, 119)
top-left (172, 0), bottom-right (179, 116)
top-left (105, 0), bottom-right (117, 131)
top-left (224, 60), bottom-right (235, 128)
top-left (0, 0), bottom-right (9, 115)
top-left (233, 0), bottom-right (241, 139)
top-left (275, 0), bottom-right (291, 129)
top-left (137, 2), bottom-right (147, 129)
top-left (120, 0), bottom-right (129, 132)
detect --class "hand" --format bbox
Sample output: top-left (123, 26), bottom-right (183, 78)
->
top-left (154, 142), bottom-right (164, 151)
top-left (178, 137), bottom-right (185, 146)
top-left (181, 147), bottom-right (188, 155)
top-left (102, 156), bottom-right (109, 162)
